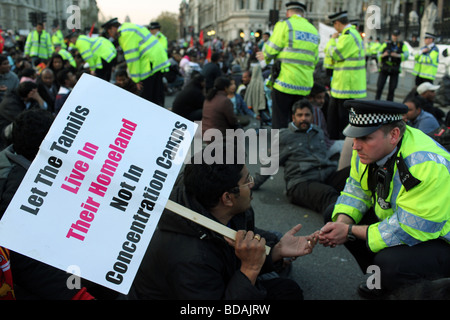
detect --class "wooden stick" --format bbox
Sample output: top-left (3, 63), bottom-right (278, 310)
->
top-left (165, 200), bottom-right (271, 255)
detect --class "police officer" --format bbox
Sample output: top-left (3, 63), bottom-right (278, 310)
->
top-left (102, 18), bottom-right (170, 106)
top-left (413, 32), bottom-right (440, 86)
top-left (149, 22), bottom-right (168, 53)
top-left (24, 22), bottom-right (54, 66)
top-left (319, 100), bottom-right (450, 298)
top-left (256, 1), bottom-right (319, 129)
top-left (326, 11), bottom-right (366, 140)
top-left (67, 31), bottom-right (117, 82)
top-left (375, 30), bottom-right (409, 101)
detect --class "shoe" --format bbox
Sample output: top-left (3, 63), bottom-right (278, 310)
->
top-left (357, 282), bottom-right (386, 300)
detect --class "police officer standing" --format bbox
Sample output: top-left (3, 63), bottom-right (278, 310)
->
top-left (24, 22), bottom-right (54, 67)
top-left (375, 30), bottom-right (409, 101)
top-left (319, 100), bottom-right (450, 298)
top-left (413, 32), bottom-right (440, 86)
top-left (256, 1), bottom-right (319, 129)
top-left (326, 11), bottom-right (366, 140)
top-left (149, 22), bottom-right (168, 53)
top-left (102, 18), bottom-right (170, 106)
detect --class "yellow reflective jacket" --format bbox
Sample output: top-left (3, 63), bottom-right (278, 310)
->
top-left (154, 31), bottom-right (168, 53)
top-left (327, 25), bottom-right (366, 99)
top-left (118, 23), bottom-right (169, 83)
top-left (262, 14), bottom-right (319, 96)
top-left (413, 44), bottom-right (439, 81)
top-left (58, 48), bottom-right (77, 68)
top-left (24, 30), bottom-right (54, 59)
top-left (332, 126), bottom-right (450, 253)
top-left (75, 35), bottom-right (117, 71)
top-left (52, 30), bottom-right (67, 49)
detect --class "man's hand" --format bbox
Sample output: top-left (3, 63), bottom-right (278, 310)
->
top-left (271, 224), bottom-right (318, 262)
top-left (225, 230), bottom-right (266, 285)
top-left (256, 51), bottom-right (265, 61)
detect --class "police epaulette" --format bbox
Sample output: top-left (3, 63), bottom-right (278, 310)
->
top-left (396, 153), bottom-right (421, 191)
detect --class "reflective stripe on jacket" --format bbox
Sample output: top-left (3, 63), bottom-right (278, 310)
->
top-left (332, 126), bottom-right (450, 252)
top-left (412, 45), bottom-right (439, 80)
top-left (118, 23), bottom-right (170, 83)
top-left (263, 15), bottom-right (319, 96)
top-left (24, 30), bottom-right (54, 59)
top-left (75, 35), bottom-right (117, 71)
top-left (327, 25), bottom-right (366, 99)
top-left (58, 48), bottom-right (77, 68)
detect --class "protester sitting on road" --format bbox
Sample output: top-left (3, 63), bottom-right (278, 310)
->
top-left (128, 142), bottom-right (318, 299)
top-left (416, 82), bottom-right (445, 124)
top-left (201, 76), bottom-right (239, 139)
top-left (227, 78), bottom-right (256, 127)
top-left (403, 96), bottom-right (440, 134)
top-left (115, 68), bottom-right (138, 95)
top-left (253, 99), bottom-right (350, 219)
top-left (172, 73), bottom-right (205, 121)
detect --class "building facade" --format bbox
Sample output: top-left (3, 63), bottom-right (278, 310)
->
top-left (0, 0), bottom-right (99, 34)
top-left (179, 0), bottom-right (448, 44)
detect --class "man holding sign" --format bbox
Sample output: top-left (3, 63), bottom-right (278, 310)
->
top-left (129, 144), bottom-right (318, 300)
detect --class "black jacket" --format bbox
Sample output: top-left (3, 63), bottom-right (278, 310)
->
top-left (129, 185), bottom-right (279, 300)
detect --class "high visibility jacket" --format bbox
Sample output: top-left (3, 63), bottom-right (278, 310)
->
top-left (412, 44), bottom-right (439, 81)
top-left (118, 23), bottom-right (170, 83)
top-left (332, 126), bottom-right (450, 253)
top-left (52, 30), bottom-right (67, 49)
top-left (58, 48), bottom-right (77, 68)
top-left (75, 35), bottom-right (117, 71)
top-left (323, 38), bottom-right (334, 70)
top-left (24, 30), bottom-right (54, 59)
top-left (262, 15), bottom-right (319, 96)
top-left (369, 42), bottom-right (381, 56)
top-left (154, 31), bottom-right (168, 52)
top-left (327, 25), bottom-right (366, 99)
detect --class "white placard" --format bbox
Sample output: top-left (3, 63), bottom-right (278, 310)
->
top-left (0, 74), bottom-right (197, 295)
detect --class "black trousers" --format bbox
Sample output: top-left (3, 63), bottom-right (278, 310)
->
top-left (375, 71), bottom-right (399, 101)
top-left (288, 166), bottom-right (350, 218)
top-left (324, 208), bottom-right (450, 292)
top-left (141, 71), bottom-right (165, 107)
top-left (416, 76), bottom-right (433, 86)
top-left (271, 89), bottom-right (304, 129)
top-left (95, 58), bottom-right (116, 82)
top-left (327, 97), bottom-right (351, 140)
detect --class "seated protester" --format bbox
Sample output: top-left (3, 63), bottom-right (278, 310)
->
top-left (227, 78), bottom-right (256, 127)
top-left (416, 82), bottom-right (445, 124)
top-left (253, 99), bottom-right (350, 218)
top-left (128, 142), bottom-right (318, 300)
top-left (202, 77), bottom-right (239, 139)
top-left (307, 83), bottom-right (344, 159)
top-left (171, 73), bottom-right (205, 121)
top-left (403, 96), bottom-right (440, 134)
top-left (54, 68), bottom-right (77, 115)
top-left (0, 81), bottom-right (48, 149)
top-left (0, 109), bottom-right (94, 300)
top-left (36, 68), bottom-right (57, 113)
top-left (47, 54), bottom-right (65, 87)
top-left (115, 69), bottom-right (138, 95)
top-left (0, 54), bottom-right (19, 104)
top-left (18, 68), bottom-right (37, 83)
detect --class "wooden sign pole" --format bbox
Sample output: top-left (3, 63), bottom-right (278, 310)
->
top-left (165, 200), bottom-right (271, 255)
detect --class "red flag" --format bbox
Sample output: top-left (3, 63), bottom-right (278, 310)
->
top-left (189, 36), bottom-right (194, 48)
top-left (89, 23), bottom-right (95, 37)
top-left (199, 30), bottom-right (204, 46)
top-left (206, 45), bottom-right (212, 62)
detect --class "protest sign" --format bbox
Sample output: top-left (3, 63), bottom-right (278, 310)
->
top-left (0, 74), bottom-right (197, 295)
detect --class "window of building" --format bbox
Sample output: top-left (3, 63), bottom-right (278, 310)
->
top-left (257, 0), bottom-right (264, 10)
top-left (237, 0), bottom-right (248, 10)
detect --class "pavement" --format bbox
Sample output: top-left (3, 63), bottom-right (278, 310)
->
top-left (161, 68), bottom-right (446, 300)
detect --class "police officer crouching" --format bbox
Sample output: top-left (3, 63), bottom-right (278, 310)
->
top-left (319, 100), bottom-right (450, 299)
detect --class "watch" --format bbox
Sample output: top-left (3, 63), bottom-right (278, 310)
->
top-left (347, 224), bottom-right (356, 241)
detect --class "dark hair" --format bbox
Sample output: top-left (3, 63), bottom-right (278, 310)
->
top-left (57, 68), bottom-right (73, 86)
top-left (183, 142), bottom-right (244, 210)
top-left (17, 81), bottom-right (38, 98)
top-left (115, 69), bottom-right (129, 78)
top-left (187, 73), bottom-right (205, 88)
top-left (337, 17), bottom-right (349, 25)
top-left (211, 52), bottom-right (221, 63)
top-left (403, 96), bottom-right (422, 110)
top-left (0, 54), bottom-right (8, 64)
top-left (206, 77), bottom-right (231, 101)
top-left (12, 109), bottom-right (54, 161)
top-left (292, 98), bottom-right (313, 114)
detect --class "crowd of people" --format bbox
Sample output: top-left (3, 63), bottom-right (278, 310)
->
top-left (0, 0), bottom-right (449, 301)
